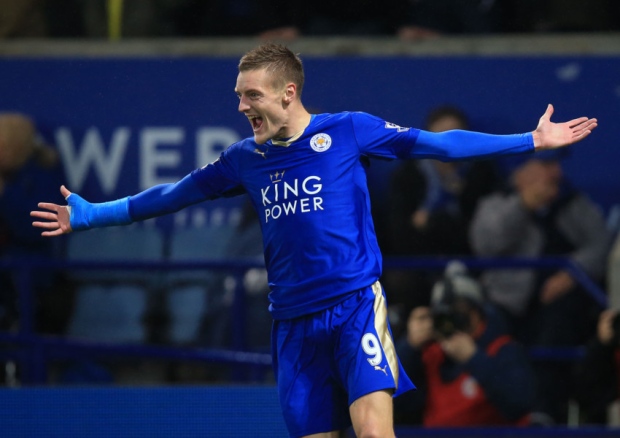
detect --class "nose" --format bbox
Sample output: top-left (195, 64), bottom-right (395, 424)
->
top-left (238, 96), bottom-right (250, 113)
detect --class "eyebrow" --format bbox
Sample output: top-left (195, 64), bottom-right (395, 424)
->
top-left (235, 87), bottom-right (262, 96)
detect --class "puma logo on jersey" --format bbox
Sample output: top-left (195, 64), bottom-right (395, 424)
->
top-left (374, 364), bottom-right (388, 376)
top-left (254, 148), bottom-right (267, 159)
top-left (385, 121), bottom-right (410, 132)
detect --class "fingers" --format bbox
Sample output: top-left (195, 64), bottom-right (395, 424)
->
top-left (571, 119), bottom-right (597, 141)
top-left (568, 116), bottom-right (596, 129)
top-left (540, 103), bottom-right (554, 121)
top-left (31, 217), bottom-right (62, 235)
top-left (31, 209), bottom-right (61, 233)
top-left (30, 210), bottom-right (58, 220)
top-left (35, 202), bottom-right (62, 213)
top-left (561, 117), bottom-right (597, 144)
top-left (572, 131), bottom-right (591, 143)
top-left (30, 205), bottom-right (67, 235)
top-left (32, 217), bottom-right (70, 236)
top-left (42, 229), bottom-right (65, 237)
top-left (32, 220), bottom-right (60, 230)
top-left (574, 127), bottom-right (593, 138)
top-left (567, 116), bottom-right (589, 128)
top-left (60, 185), bottom-right (71, 199)
top-left (581, 119), bottom-right (598, 131)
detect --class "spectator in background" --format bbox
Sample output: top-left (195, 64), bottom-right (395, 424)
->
top-left (384, 106), bottom-right (502, 330)
top-left (56, 0), bottom-right (266, 39)
top-left (0, 0), bottom-right (47, 38)
top-left (469, 149), bottom-right (612, 424)
top-left (500, 0), bottom-right (620, 33)
top-left (255, 0), bottom-right (409, 40)
top-left (573, 308), bottom-right (620, 425)
top-left (394, 261), bottom-right (535, 426)
top-left (398, 0), bottom-right (504, 40)
top-left (0, 113), bottom-right (70, 334)
top-left (38, 0), bottom-right (620, 39)
top-left (68, 0), bottom-right (404, 40)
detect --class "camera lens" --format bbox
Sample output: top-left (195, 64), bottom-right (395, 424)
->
top-left (433, 311), bottom-right (457, 338)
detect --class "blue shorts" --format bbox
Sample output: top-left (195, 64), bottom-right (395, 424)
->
top-left (271, 281), bottom-right (415, 437)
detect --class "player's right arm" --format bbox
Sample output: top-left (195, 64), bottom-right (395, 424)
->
top-left (31, 173), bottom-right (207, 236)
top-left (32, 143), bottom-right (245, 237)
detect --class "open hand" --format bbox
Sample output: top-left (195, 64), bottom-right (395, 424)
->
top-left (532, 104), bottom-right (597, 150)
top-left (30, 185), bottom-right (73, 236)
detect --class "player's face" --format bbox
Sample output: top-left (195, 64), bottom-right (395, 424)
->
top-left (235, 68), bottom-right (291, 145)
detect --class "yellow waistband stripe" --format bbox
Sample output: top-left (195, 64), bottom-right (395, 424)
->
top-left (371, 280), bottom-right (399, 390)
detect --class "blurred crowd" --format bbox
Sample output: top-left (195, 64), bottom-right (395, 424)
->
top-left (1, 0), bottom-right (620, 40)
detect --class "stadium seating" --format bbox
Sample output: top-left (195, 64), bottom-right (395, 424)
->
top-left (165, 224), bottom-right (235, 344)
top-left (65, 226), bottom-right (165, 343)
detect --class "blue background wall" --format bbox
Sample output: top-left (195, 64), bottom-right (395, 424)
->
top-left (1, 386), bottom-right (617, 438)
top-left (0, 386), bottom-right (288, 437)
top-left (1, 55), bottom-right (617, 226)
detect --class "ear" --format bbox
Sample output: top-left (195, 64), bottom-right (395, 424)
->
top-left (283, 83), bottom-right (296, 104)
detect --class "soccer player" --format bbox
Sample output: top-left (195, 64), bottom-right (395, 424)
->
top-left (31, 43), bottom-right (597, 438)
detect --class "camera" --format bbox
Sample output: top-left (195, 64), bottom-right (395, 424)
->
top-left (431, 281), bottom-right (472, 338)
top-left (430, 261), bottom-right (484, 338)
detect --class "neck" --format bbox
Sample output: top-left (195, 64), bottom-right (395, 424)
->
top-left (278, 106), bottom-right (311, 140)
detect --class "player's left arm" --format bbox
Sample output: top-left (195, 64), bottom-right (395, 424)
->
top-left (412, 104), bottom-right (597, 161)
top-left (351, 111), bottom-right (531, 161)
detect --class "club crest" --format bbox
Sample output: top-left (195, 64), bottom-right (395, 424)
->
top-left (310, 133), bottom-right (332, 152)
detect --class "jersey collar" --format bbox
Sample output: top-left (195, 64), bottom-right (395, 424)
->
top-left (270, 114), bottom-right (317, 147)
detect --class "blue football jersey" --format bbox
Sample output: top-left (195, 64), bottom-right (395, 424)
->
top-left (191, 112), bottom-right (533, 319)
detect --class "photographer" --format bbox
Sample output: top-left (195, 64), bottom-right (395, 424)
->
top-left (394, 262), bottom-right (535, 426)
top-left (573, 308), bottom-right (620, 424)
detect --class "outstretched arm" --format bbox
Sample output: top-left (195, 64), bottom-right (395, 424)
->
top-left (408, 104), bottom-right (597, 161)
top-left (31, 174), bottom-right (209, 237)
top-left (532, 104), bottom-right (597, 150)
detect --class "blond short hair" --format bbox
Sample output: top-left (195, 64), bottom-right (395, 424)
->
top-left (238, 43), bottom-right (305, 96)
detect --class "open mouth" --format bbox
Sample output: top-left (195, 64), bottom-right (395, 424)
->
top-left (249, 116), bottom-right (264, 132)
